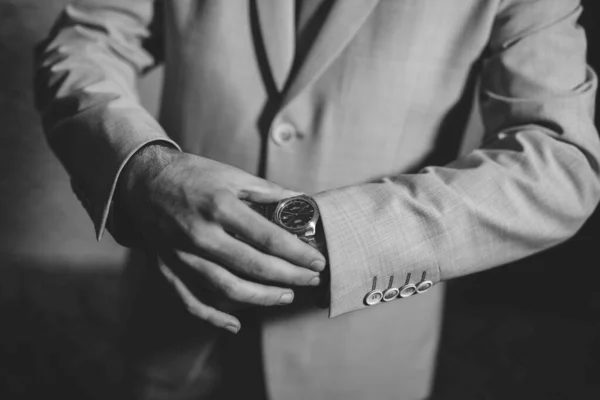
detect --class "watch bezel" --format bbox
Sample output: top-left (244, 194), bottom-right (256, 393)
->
top-left (273, 195), bottom-right (320, 235)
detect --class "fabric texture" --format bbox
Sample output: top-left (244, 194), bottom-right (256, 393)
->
top-left (35, 0), bottom-right (600, 399)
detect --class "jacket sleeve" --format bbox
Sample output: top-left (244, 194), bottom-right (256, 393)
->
top-left (34, 0), bottom-right (181, 243)
top-left (314, 0), bottom-right (600, 317)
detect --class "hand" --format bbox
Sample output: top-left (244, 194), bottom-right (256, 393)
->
top-left (118, 144), bottom-right (327, 333)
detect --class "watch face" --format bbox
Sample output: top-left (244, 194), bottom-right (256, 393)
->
top-left (278, 198), bottom-right (315, 229)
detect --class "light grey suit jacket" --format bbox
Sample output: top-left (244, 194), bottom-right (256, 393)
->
top-left (36, 0), bottom-right (600, 399)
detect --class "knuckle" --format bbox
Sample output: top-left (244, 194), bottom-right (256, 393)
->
top-left (183, 297), bottom-right (206, 318)
top-left (256, 231), bottom-right (277, 250)
top-left (240, 286), bottom-right (266, 306)
top-left (259, 289), bottom-right (282, 306)
top-left (245, 257), bottom-right (269, 279)
top-left (187, 222), bottom-right (208, 245)
top-left (247, 290), bottom-right (264, 306)
top-left (253, 258), bottom-right (290, 283)
top-left (185, 302), bottom-right (203, 318)
top-left (189, 224), bottom-right (221, 252)
top-left (259, 290), bottom-right (278, 306)
top-left (220, 279), bottom-right (241, 300)
top-left (209, 190), bottom-right (234, 221)
top-left (296, 271), bottom-right (315, 286)
top-left (203, 272), bottom-right (221, 293)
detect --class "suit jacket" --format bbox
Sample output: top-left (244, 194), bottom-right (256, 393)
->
top-left (36, 1), bottom-right (600, 399)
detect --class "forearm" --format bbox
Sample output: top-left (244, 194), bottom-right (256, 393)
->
top-left (111, 143), bottom-right (182, 246)
top-left (34, 2), bottom-right (180, 239)
top-left (316, 0), bottom-right (600, 318)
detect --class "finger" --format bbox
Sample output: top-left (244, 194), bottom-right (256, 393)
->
top-left (175, 250), bottom-right (298, 306)
top-left (238, 180), bottom-right (303, 204)
top-left (227, 215), bottom-right (325, 273)
top-left (158, 259), bottom-right (241, 334)
top-left (200, 228), bottom-right (320, 286)
top-left (212, 193), bottom-right (326, 272)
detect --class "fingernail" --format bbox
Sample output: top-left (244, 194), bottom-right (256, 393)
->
top-left (225, 323), bottom-right (240, 334)
top-left (310, 260), bottom-right (326, 271)
top-left (279, 291), bottom-right (294, 305)
top-left (309, 276), bottom-right (321, 286)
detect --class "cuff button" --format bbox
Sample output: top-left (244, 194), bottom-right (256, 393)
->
top-left (364, 290), bottom-right (383, 306)
top-left (399, 284), bottom-right (417, 298)
top-left (382, 288), bottom-right (400, 302)
top-left (416, 280), bottom-right (433, 294)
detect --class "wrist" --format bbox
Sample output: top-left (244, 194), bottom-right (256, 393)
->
top-left (118, 143), bottom-right (179, 214)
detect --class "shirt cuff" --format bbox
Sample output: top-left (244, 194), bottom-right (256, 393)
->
top-left (98, 138), bottom-right (182, 244)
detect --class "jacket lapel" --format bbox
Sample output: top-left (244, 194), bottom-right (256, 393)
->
top-left (254, 0), bottom-right (296, 91)
top-left (281, 0), bottom-right (380, 107)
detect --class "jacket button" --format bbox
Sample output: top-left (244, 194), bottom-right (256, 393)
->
top-left (416, 280), bottom-right (433, 294)
top-left (271, 123), bottom-right (296, 145)
top-left (382, 287), bottom-right (400, 302)
top-left (399, 284), bottom-right (417, 298)
top-left (364, 290), bottom-right (383, 306)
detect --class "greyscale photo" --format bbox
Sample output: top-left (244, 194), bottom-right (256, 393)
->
top-left (1, 1), bottom-right (599, 399)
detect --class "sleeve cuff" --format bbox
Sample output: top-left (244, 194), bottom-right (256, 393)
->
top-left (97, 138), bottom-right (182, 243)
top-left (314, 183), bottom-right (442, 318)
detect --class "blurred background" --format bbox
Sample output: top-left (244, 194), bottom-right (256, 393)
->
top-left (0, 1), bottom-right (598, 399)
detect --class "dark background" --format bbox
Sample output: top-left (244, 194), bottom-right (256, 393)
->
top-left (432, 2), bottom-right (600, 398)
top-left (0, 1), bottom-right (598, 399)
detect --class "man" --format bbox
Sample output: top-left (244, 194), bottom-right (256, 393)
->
top-left (35, 0), bottom-right (600, 399)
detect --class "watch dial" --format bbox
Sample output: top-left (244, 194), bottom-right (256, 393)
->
top-left (279, 199), bottom-right (315, 229)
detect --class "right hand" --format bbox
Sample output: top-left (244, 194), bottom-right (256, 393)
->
top-left (118, 144), bottom-right (327, 333)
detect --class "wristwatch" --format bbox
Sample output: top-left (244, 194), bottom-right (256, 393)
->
top-left (250, 195), bottom-right (322, 248)
top-left (250, 195), bottom-right (329, 308)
